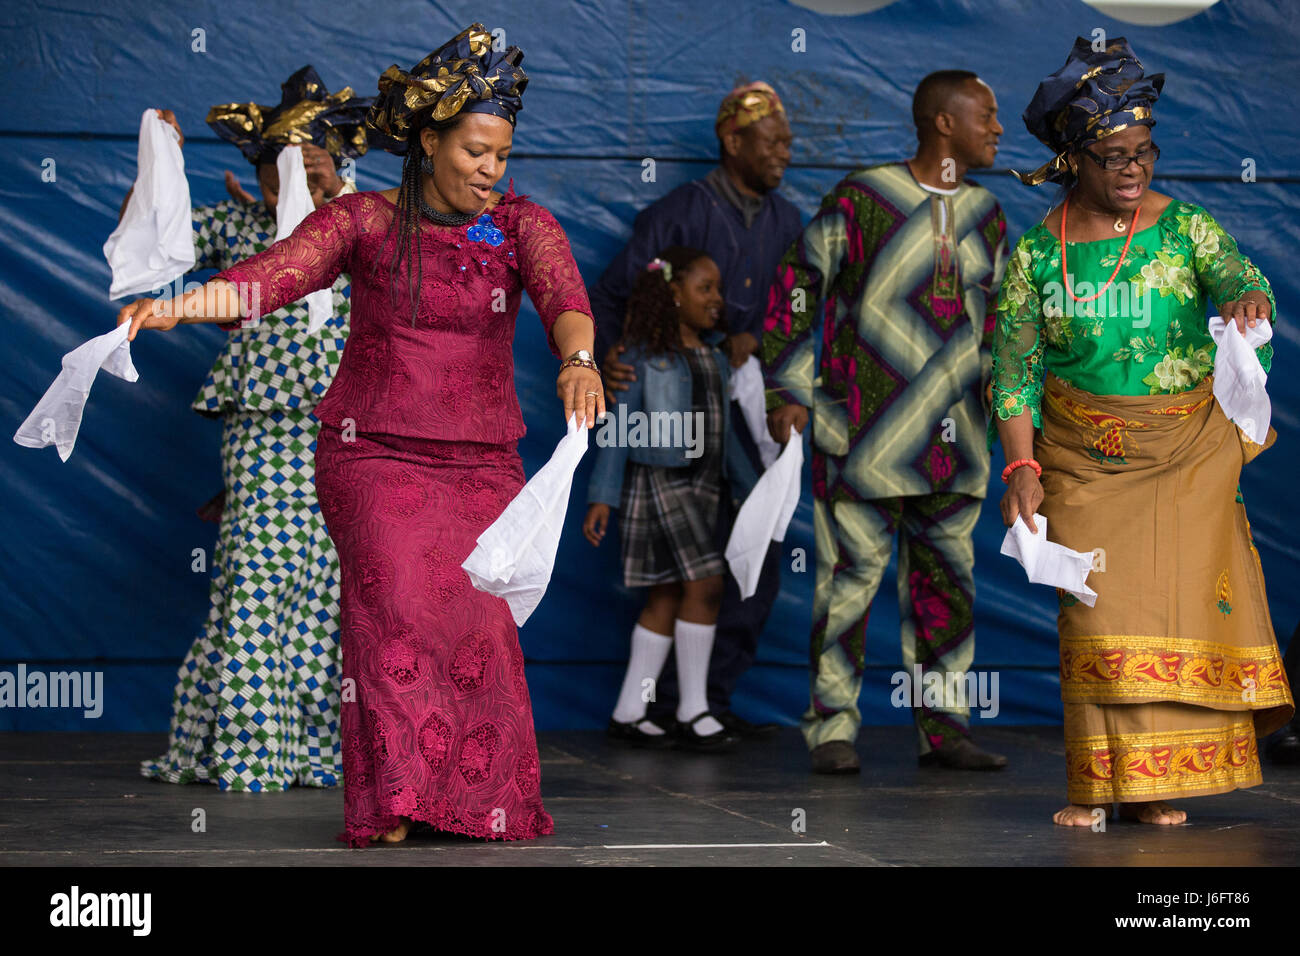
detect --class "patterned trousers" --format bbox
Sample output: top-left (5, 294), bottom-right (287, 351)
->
top-left (141, 408), bottom-right (342, 791)
top-left (802, 489), bottom-right (982, 755)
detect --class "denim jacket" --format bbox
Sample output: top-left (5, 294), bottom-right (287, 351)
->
top-left (587, 344), bottom-right (759, 508)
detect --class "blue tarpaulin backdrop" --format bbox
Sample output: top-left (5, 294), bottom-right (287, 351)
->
top-left (2, 0), bottom-right (1296, 732)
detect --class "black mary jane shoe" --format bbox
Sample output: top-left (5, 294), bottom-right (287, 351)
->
top-left (716, 710), bottom-right (781, 739)
top-left (606, 717), bottom-right (675, 748)
top-left (672, 713), bottom-right (740, 753)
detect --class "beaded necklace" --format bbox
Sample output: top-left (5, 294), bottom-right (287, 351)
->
top-left (417, 194), bottom-right (477, 227)
top-left (1060, 193), bottom-right (1140, 303)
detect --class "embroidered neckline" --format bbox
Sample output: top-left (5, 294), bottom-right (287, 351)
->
top-left (1039, 199), bottom-right (1177, 247)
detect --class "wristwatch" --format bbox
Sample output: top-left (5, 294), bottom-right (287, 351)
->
top-left (560, 349), bottom-right (599, 374)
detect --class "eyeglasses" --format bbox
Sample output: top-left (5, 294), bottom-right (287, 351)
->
top-left (1079, 144), bottom-right (1160, 172)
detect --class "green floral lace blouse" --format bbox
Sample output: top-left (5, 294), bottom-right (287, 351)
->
top-left (990, 199), bottom-right (1274, 435)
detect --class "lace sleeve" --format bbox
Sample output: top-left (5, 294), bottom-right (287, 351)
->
top-left (515, 202), bottom-right (593, 358)
top-left (990, 235), bottom-right (1045, 435)
top-left (1180, 205), bottom-right (1276, 372)
top-left (213, 194), bottom-right (358, 326)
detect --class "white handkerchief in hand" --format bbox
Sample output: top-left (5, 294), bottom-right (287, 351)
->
top-left (999, 513), bottom-right (1097, 607)
top-left (1207, 314), bottom-right (1272, 445)
top-left (274, 146), bottom-right (334, 333)
top-left (14, 324), bottom-right (139, 462)
top-left (730, 356), bottom-right (782, 470)
top-left (462, 414), bottom-right (590, 626)
top-left (103, 109), bottom-right (195, 299)
top-left (725, 425), bottom-right (802, 600)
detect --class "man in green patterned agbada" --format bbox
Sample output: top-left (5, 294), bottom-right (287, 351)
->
top-left (763, 71), bottom-right (1010, 774)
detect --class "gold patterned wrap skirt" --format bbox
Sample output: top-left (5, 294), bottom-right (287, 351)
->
top-left (1035, 373), bottom-right (1293, 804)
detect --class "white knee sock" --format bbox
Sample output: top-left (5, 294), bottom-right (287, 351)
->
top-left (612, 624), bottom-right (673, 731)
top-left (673, 619), bottom-right (724, 735)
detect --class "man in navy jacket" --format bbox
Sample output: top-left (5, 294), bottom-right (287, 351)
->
top-left (587, 82), bottom-right (804, 737)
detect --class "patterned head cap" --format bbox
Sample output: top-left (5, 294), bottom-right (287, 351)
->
top-left (206, 65), bottom-right (373, 165)
top-left (715, 81), bottom-right (787, 139)
top-left (1017, 36), bottom-right (1164, 186)
top-left (366, 23), bottom-right (528, 155)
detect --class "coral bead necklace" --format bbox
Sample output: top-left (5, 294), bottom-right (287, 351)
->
top-left (1060, 193), bottom-right (1139, 303)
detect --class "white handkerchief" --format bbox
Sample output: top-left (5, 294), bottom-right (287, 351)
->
top-left (729, 355), bottom-right (782, 469)
top-left (999, 514), bottom-right (1097, 607)
top-left (274, 146), bottom-right (334, 333)
top-left (14, 324), bottom-right (139, 461)
top-left (725, 425), bottom-right (802, 600)
top-left (1208, 314), bottom-right (1272, 445)
top-left (103, 109), bottom-right (195, 299)
top-left (462, 414), bottom-right (590, 626)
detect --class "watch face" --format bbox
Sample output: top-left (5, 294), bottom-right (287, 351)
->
top-left (574, 350), bottom-right (593, 362)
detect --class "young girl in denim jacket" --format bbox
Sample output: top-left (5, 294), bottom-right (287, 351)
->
top-left (583, 246), bottom-right (757, 750)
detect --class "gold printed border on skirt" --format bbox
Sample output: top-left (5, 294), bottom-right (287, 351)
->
top-left (1066, 723), bottom-right (1261, 801)
top-left (1043, 387), bottom-right (1210, 464)
top-left (1061, 635), bottom-right (1290, 708)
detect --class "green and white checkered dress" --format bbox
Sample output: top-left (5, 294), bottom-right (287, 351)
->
top-left (140, 190), bottom-right (351, 791)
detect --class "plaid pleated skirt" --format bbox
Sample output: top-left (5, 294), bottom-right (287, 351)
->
top-left (618, 347), bottom-right (726, 587)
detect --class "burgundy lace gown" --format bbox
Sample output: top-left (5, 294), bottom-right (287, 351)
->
top-left (214, 185), bottom-right (591, 845)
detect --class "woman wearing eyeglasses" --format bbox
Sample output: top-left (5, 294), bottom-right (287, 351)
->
top-left (991, 37), bottom-right (1293, 827)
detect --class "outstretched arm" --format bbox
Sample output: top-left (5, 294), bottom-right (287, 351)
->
top-left (117, 279), bottom-right (244, 339)
top-left (116, 194), bottom-right (358, 339)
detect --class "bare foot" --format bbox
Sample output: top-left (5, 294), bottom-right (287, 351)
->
top-left (369, 816), bottom-right (416, 843)
top-left (1119, 801), bottom-right (1187, 825)
top-left (1053, 803), bottom-right (1109, 826)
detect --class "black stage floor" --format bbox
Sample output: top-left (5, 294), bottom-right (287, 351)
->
top-left (3, 727), bottom-right (1299, 866)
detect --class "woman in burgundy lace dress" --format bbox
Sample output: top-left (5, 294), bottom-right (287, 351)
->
top-left (117, 25), bottom-right (604, 846)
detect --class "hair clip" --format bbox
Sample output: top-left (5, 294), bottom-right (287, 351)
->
top-left (646, 258), bottom-right (673, 282)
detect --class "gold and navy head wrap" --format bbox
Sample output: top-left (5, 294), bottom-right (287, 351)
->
top-left (1016, 36), bottom-right (1164, 186)
top-left (205, 65), bottom-right (373, 166)
top-left (715, 81), bottom-right (787, 139)
top-left (366, 23), bottom-right (529, 155)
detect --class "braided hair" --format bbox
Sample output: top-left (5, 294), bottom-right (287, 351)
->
top-left (372, 112), bottom-right (465, 326)
top-left (623, 245), bottom-right (721, 356)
